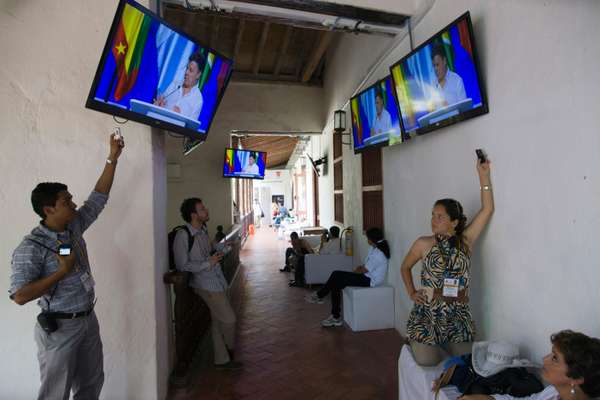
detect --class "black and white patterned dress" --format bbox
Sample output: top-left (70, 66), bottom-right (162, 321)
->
top-left (406, 237), bottom-right (475, 345)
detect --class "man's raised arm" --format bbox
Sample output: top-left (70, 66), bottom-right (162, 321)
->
top-left (94, 133), bottom-right (124, 195)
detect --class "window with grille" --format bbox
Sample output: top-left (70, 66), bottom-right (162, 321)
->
top-left (361, 147), bottom-right (383, 230)
top-left (333, 132), bottom-right (344, 224)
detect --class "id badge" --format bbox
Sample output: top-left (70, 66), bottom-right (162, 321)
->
top-left (80, 272), bottom-right (95, 292)
top-left (442, 278), bottom-right (459, 297)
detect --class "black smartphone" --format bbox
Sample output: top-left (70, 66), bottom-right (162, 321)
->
top-left (475, 149), bottom-right (487, 164)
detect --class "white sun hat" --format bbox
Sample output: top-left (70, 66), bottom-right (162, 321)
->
top-left (472, 341), bottom-right (541, 378)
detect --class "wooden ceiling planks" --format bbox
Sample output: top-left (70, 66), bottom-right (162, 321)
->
top-left (162, 4), bottom-right (330, 85)
top-left (239, 136), bottom-right (299, 168)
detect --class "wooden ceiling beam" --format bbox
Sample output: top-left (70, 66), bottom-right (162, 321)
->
top-left (232, 19), bottom-right (246, 66)
top-left (253, 22), bottom-right (271, 75)
top-left (274, 26), bottom-right (293, 76)
top-left (232, 71), bottom-right (322, 87)
top-left (301, 30), bottom-right (333, 83)
top-left (241, 142), bottom-right (298, 153)
top-left (231, 0), bottom-right (409, 27)
top-left (245, 136), bottom-right (296, 144)
top-left (240, 138), bottom-right (298, 153)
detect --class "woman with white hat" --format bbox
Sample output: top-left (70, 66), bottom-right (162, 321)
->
top-left (401, 155), bottom-right (494, 366)
top-left (460, 330), bottom-right (600, 400)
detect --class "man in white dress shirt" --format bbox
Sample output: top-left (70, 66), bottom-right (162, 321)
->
top-left (371, 91), bottom-right (393, 136)
top-left (241, 154), bottom-right (259, 175)
top-left (431, 45), bottom-right (466, 108)
top-left (154, 52), bottom-right (205, 120)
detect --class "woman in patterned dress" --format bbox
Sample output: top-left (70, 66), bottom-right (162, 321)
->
top-left (401, 156), bottom-right (494, 366)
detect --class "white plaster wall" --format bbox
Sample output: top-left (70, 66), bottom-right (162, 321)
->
top-left (254, 170), bottom-right (293, 209)
top-left (316, 0), bottom-right (600, 363)
top-left (0, 1), bottom-right (170, 399)
top-left (167, 82), bottom-right (325, 231)
top-left (311, 32), bottom-right (395, 265)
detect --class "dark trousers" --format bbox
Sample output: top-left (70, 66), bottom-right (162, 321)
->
top-left (317, 271), bottom-right (370, 318)
top-left (294, 255), bottom-right (306, 284)
top-left (285, 248), bottom-right (296, 267)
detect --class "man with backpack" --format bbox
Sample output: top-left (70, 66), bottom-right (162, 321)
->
top-left (171, 198), bottom-right (242, 370)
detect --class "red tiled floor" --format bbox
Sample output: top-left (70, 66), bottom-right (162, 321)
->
top-left (169, 227), bottom-right (403, 400)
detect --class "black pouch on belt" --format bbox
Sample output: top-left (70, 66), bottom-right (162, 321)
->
top-left (37, 312), bottom-right (58, 334)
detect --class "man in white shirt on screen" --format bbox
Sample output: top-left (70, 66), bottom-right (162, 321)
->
top-left (371, 91), bottom-right (393, 136)
top-left (241, 154), bottom-right (259, 175)
top-left (431, 45), bottom-right (466, 107)
top-left (154, 52), bottom-right (205, 120)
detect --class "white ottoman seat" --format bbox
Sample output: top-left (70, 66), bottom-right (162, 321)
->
top-left (342, 285), bottom-right (395, 332)
top-left (398, 345), bottom-right (461, 400)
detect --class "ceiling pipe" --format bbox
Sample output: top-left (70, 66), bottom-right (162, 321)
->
top-left (161, 0), bottom-right (406, 36)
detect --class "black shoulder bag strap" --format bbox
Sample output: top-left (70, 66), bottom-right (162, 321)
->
top-left (182, 226), bottom-right (195, 253)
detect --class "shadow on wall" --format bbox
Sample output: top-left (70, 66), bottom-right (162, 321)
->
top-left (468, 245), bottom-right (488, 341)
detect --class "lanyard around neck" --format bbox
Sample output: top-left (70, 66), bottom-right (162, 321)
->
top-left (436, 236), bottom-right (460, 273)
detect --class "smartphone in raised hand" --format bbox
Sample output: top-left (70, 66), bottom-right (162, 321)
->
top-left (113, 127), bottom-right (123, 141)
top-left (475, 148), bottom-right (487, 164)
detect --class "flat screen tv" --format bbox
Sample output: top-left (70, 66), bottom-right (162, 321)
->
top-left (389, 11), bottom-right (487, 137)
top-left (86, 0), bottom-right (233, 140)
top-left (223, 148), bottom-right (267, 180)
top-left (350, 76), bottom-right (404, 154)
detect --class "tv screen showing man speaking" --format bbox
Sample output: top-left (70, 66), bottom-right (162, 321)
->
top-left (350, 76), bottom-right (403, 153)
top-left (86, 0), bottom-right (233, 140)
top-left (389, 12), bottom-right (487, 136)
top-left (223, 148), bottom-right (267, 180)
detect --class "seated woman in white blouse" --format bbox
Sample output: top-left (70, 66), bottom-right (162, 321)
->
top-left (460, 330), bottom-right (600, 400)
top-left (305, 227), bottom-right (390, 328)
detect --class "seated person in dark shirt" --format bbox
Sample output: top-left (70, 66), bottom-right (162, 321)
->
top-left (214, 225), bottom-right (226, 244)
top-left (287, 232), bottom-right (314, 287)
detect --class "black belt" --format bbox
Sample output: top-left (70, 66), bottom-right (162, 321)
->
top-left (47, 309), bottom-right (94, 319)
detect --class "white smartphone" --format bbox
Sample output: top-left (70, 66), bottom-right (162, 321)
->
top-left (113, 127), bottom-right (123, 141)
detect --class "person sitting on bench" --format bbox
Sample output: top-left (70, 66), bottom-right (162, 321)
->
top-left (305, 227), bottom-right (390, 327)
top-left (318, 226), bottom-right (343, 255)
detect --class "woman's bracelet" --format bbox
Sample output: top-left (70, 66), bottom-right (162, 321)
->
top-left (480, 185), bottom-right (492, 191)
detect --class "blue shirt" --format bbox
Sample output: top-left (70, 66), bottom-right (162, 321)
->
top-left (9, 191), bottom-right (108, 313)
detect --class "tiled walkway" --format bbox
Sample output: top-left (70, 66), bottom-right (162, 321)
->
top-left (170, 227), bottom-right (403, 400)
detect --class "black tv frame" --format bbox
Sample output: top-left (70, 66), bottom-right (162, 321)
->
top-left (350, 75), bottom-right (404, 155)
top-left (389, 11), bottom-right (488, 138)
top-left (85, 0), bottom-right (234, 141)
top-left (222, 147), bottom-right (267, 180)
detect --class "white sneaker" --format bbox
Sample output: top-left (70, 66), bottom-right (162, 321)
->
top-left (305, 292), bottom-right (324, 304)
top-left (321, 315), bottom-right (343, 327)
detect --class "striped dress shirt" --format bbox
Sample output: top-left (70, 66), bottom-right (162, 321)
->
top-left (9, 191), bottom-right (108, 313)
top-left (173, 223), bottom-right (228, 292)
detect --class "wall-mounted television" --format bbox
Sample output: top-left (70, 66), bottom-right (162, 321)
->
top-left (389, 11), bottom-right (487, 137)
top-left (86, 0), bottom-right (233, 141)
top-left (350, 76), bottom-right (404, 154)
top-left (223, 148), bottom-right (267, 180)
